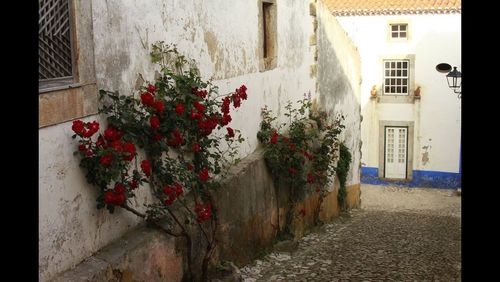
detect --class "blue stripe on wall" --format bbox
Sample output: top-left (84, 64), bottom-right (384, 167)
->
top-left (360, 167), bottom-right (461, 189)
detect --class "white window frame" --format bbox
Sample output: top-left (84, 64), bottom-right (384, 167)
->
top-left (390, 23), bottom-right (408, 39)
top-left (383, 59), bottom-right (410, 96)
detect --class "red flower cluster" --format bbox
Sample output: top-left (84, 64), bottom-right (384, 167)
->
top-left (192, 143), bottom-right (201, 152)
top-left (72, 120), bottom-right (100, 138)
top-left (104, 182), bottom-right (126, 205)
top-left (192, 87), bottom-right (208, 99)
top-left (141, 160), bottom-right (151, 177)
top-left (198, 167), bottom-right (210, 182)
top-left (163, 182), bottom-right (184, 206)
top-left (140, 84), bottom-right (164, 115)
top-left (195, 202), bottom-right (212, 222)
top-left (288, 167), bottom-right (297, 174)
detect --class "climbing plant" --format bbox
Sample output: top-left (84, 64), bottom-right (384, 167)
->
top-left (257, 99), bottom-right (345, 238)
top-left (71, 42), bottom-right (248, 282)
top-left (336, 142), bottom-right (352, 209)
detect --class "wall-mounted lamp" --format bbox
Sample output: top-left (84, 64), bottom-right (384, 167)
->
top-left (436, 63), bottom-right (461, 98)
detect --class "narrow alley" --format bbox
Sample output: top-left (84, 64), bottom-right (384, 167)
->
top-left (239, 185), bottom-right (461, 281)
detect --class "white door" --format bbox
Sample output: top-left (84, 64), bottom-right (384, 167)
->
top-left (384, 127), bottom-right (407, 179)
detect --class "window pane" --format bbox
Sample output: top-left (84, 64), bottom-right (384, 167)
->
top-left (391, 86), bottom-right (395, 93)
top-left (385, 86), bottom-right (390, 93)
top-left (397, 62), bottom-right (402, 68)
top-left (402, 86), bottom-right (407, 93)
top-left (397, 79), bottom-right (401, 85)
top-left (397, 86), bottom-right (401, 93)
top-left (385, 79), bottom-right (390, 85)
top-left (392, 32), bottom-right (398, 38)
top-left (403, 79), bottom-right (408, 86)
top-left (403, 61), bottom-right (408, 68)
top-left (400, 25), bottom-right (407, 31)
top-left (391, 62), bottom-right (396, 68)
top-left (391, 25), bottom-right (398, 31)
top-left (391, 79), bottom-right (395, 85)
top-left (385, 70), bottom-right (390, 76)
top-left (400, 32), bottom-right (407, 38)
top-left (403, 70), bottom-right (407, 76)
top-left (397, 70), bottom-right (401, 76)
top-left (391, 70), bottom-right (396, 76)
top-left (385, 62), bottom-right (390, 68)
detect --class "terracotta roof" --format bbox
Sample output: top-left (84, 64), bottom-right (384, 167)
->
top-left (324, 0), bottom-right (461, 16)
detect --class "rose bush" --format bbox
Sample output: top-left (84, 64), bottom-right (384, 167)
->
top-left (257, 99), bottom-right (346, 237)
top-left (72, 42), bottom-right (247, 281)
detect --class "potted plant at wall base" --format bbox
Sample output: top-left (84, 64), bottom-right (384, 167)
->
top-left (72, 42), bottom-right (248, 282)
top-left (257, 99), bottom-right (346, 240)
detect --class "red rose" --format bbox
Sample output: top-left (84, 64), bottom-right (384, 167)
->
top-left (195, 89), bottom-right (208, 99)
top-left (153, 134), bottom-right (163, 141)
top-left (195, 202), bottom-right (212, 222)
top-left (72, 120), bottom-right (85, 135)
top-left (232, 95), bottom-right (241, 108)
top-left (288, 143), bottom-right (296, 151)
top-left (150, 116), bottom-right (160, 129)
top-left (110, 140), bottom-right (123, 152)
top-left (270, 132), bottom-right (279, 144)
top-left (147, 84), bottom-right (157, 93)
top-left (163, 185), bottom-right (174, 195)
top-left (141, 160), bottom-right (151, 177)
top-left (85, 149), bottom-right (93, 157)
top-left (226, 127), bottom-right (235, 138)
top-left (175, 103), bottom-right (185, 115)
top-left (187, 163), bottom-right (193, 171)
top-left (174, 182), bottom-right (183, 196)
top-left (193, 100), bottom-right (205, 113)
top-left (164, 198), bottom-right (174, 206)
top-left (198, 167), bottom-right (209, 182)
top-left (100, 154), bottom-right (112, 166)
top-left (192, 143), bottom-right (201, 153)
top-left (141, 92), bottom-right (155, 106)
top-left (78, 144), bottom-right (86, 151)
top-left (237, 85), bottom-right (247, 100)
top-left (104, 126), bottom-right (122, 141)
top-left (221, 97), bottom-right (230, 114)
top-left (153, 100), bottom-right (165, 113)
top-left (123, 142), bottom-right (136, 161)
top-left (114, 183), bottom-right (126, 194)
top-left (189, 109), bottom-right (201, 120)
top-left (220, 114), bottom-right (231, 126)
top-left (114, 193), bottom-right (125, 205)
top-left (104, 191), bottom-right (115, 204)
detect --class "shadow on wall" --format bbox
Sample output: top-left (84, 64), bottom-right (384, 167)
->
top-left (316, 8), bottom-right (361, 186)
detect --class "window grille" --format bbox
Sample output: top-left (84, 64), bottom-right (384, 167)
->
top-left (39, 0), bottom-right (73, 80)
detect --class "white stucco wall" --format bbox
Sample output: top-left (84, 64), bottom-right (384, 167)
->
top-left (316, 0), bottom-right (361, 187)
top-left (336, 13), bottom-right (461, 173)
top-left (39, 0), bottom-right (316, 281)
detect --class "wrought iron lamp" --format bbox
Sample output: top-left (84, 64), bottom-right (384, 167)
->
top-left (436, 63), bottom-right (461, 98)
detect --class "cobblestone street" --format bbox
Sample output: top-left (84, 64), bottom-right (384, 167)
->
top-left (240, 185), bottom-right (461, 281)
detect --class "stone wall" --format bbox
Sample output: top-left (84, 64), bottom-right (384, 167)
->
top-left (51, 148), bottom-right (361, 281)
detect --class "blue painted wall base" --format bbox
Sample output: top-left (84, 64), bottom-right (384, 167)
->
top-left (361, 167), bottom-right (461, 189)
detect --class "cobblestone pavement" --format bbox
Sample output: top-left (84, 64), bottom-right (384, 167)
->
top-left (239, 185), bottom-right (461, 281)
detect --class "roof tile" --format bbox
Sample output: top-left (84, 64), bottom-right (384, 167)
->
top-left (324, 0), bottom-right (461, 16)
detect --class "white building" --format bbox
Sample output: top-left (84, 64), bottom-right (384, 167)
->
top-left (326, 0), bottom-right (461, 188)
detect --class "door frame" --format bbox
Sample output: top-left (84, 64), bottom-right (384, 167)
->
top-left (378, 120), bottom-right (414, 180)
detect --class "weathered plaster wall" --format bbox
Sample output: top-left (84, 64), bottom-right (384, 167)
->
top-left (336, 14), bottom-right (461, 179)
top-left (316, 0), bottom-right (362, 188)
top-left (39, 0), bottom-right (317, 281)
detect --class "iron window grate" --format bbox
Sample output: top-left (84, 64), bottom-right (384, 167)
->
top-left (39, 0), bottom-right (73, 80)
